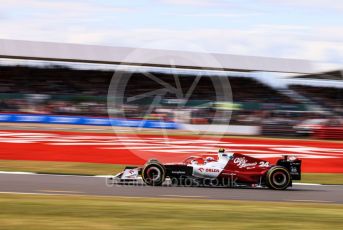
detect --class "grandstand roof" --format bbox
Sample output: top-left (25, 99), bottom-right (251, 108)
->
top-left (292, 70), bottom-right (343, 80)
top-left (0, 39), bottom-right (314, 74)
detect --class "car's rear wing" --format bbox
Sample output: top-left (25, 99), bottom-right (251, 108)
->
top-left (277, 155), bottom-right (302, 180)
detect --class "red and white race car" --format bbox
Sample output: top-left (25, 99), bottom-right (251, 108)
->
top-left (113, 149), bottom-right (302, 190)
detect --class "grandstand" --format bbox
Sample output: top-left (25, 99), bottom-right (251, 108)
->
top-left (0, 65), bottom-right (303, 123)
top-left (289, 85), bottom-right (343, 115)
top-left (0, 39), bottom-right (341, 138)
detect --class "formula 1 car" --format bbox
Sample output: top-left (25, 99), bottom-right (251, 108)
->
top-left (113, 149), bottom-right (302, 190)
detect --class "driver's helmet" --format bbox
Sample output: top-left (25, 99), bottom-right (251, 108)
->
top-left (218, 148), bottom-right (234, 161)
top-left (218, 148), bottom-right (225, 153)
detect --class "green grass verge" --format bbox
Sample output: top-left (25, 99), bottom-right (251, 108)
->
top-left (301, 173), bottom-right (343, 185)
top-left (0, 160), bottom-right (342, 184)
top-left (0, 193), bottom-right (342, 230)
top-left (0, 160), bottom-right (125, 176)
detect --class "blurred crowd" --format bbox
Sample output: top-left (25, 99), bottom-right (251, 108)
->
top-left (290, 85), bottom-right (343, 114)
top-left (0, 65), bottom-right (341, 134)
top-left (0, 98), bottom-right (107, 116)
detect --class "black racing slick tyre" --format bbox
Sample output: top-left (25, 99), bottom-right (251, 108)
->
top-left (265, 166), bottom-right (291, 190)
top-left (142, 161), bottom-right (166, 186)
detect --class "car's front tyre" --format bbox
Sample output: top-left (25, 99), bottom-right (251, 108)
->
top-left (142, 160), bottom-right (166, 186)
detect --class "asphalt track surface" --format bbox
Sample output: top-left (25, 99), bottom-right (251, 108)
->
top-left (0, 172), bottom-right (342, 203)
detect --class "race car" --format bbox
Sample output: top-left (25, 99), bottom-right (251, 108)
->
top-left (113, 149), bottom-right (302, 190)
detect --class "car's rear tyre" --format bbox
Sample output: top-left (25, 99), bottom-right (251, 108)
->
top-left (265, 166), bottom-right (291, 190)
top-left (142, 161), bottom-right (166, 186)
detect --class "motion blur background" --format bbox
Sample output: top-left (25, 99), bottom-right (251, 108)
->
top-left (0, 59), bottom-right (341, 139)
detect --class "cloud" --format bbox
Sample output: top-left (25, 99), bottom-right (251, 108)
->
top-left (0, 0), bottom-right (342, 69)
top-left (0, 0), bottom-right (134, 18)
top-left (262, 0), bottom-right (343, 12)
top-left (168, 12), bottom-right (263, 18)
top-left (0, 13), bottom-right (7, 20)
top-left (160, 0), bottom-right (224, 7)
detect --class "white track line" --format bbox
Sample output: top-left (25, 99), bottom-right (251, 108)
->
top-left (0, 171), bottom-right (109, 178)
top-left (0, 171), bottom-right (35, 175)
top-left (293, 182), bottom-right (321, 186)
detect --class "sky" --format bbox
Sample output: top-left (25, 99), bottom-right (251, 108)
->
top-left (0, 0), bottom-right (343, 70)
